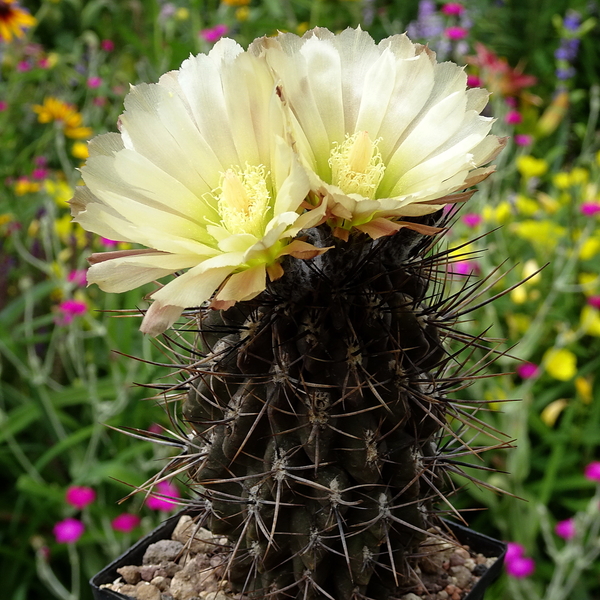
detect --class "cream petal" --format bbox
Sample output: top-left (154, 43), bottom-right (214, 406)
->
top-left (149, 263), bottom-right (238, 310)
top-left (120, 83), bottom-right (224, 196)
top-left (215, 265), bottom-right (266, 303)
top-left (87, 252), bottom-right (204, 293)
top-left (140, 302), bottom-right (186, 336)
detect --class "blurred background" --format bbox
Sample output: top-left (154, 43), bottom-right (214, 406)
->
top-left (1, 1), bottom-right (599, 599)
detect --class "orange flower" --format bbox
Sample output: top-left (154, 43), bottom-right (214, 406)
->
top-left (0, 0), bottom-right (36, 42)
top-left (32, 97), bottom-right (92, 139)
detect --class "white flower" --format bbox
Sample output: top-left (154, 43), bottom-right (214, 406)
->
top-left (253, 27), bottom-right (505, 239)
top-left (71, 39), bottom-right (326, 335)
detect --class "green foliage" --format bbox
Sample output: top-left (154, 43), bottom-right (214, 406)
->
top-left (1, 1), bottom-right (599, 599)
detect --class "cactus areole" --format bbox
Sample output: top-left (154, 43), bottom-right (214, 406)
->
top-left (74, 27), bottom-right (509, 600)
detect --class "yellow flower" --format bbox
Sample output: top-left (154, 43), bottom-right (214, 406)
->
top-left (579, 236), bottom-right (600, 260)
top-left (14, 177), bottom-right (41, 195)
top-left (579, 272), bottom-right (599, 295)
top-left (175, 7), bottom-right (189, 20)
top-left (32, 97), bottom-right (93, 139)
top-left (570, 167), bottom-right (589, 186)
top-left (540, 399), bottom-right (568, 427)
top-left (221, 0), bottom-right (250, 5)
top-left (45, 179), bottom-right (74, 207)
top-left (515, 194), bottom-right (538, 216)
top-left (255, 28), bottom-right (505, 238)
top-left (522, 259), bottom-right (541, 285)
top-left (71, 40), bottom-right (327, 336)
top-left (553, 172), bottom-right (571, 189)
top-left (71, 141), bottom-right (89, 159)
top-left (581, 305), bottom-right (600, 337)
top-left (0, 0), bottom-right (36, 43)
top-left (510, 286), bottom-right (527, 304)
top-left (544, 347), bottom-right (577, 381)
top-left (0, 213), bottom-right (13, 226)
top-left (482, 201), bottom-right (511, 224)
top-left (512, 220), bottom-right (565, 249)
top-left (235, 6), bottom-right (249, 21)
top-left (536, 192), bottom-right (559, 214)
top-left (575, 376), bottom-right (593, 404)
top-left (516, 155), bottom-right (548, 179)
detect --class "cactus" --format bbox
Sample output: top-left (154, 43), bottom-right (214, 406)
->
top-left (72, 27), bottom-right (510, 600)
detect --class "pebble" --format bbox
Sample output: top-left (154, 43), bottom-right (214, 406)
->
top-left (151, 576), bottom-right (170, 591)
top-left (143, 540), bottom-right (185, 565)
top-left (172, 516), bottom-right (217, 555)
top-left (450, 565), bottom-right (472, 589)
top-left (135, 582), bottom-right (162, 600)
top-left (118, 566), bottom-right (142, 585)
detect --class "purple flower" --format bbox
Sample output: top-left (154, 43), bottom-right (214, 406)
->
top-left (461, 213), bottom-right (482, 228)
top-left (581, 202), bottom-right (600, 217)
top-left (146, 481), bottom-right (180, 511)
top-left (517, 362), bottom-right (540, 379)
top-left (65, 485), bottom-right (96, 509)
top-left (584, 461), bottom-right (600, 482)
top-left (556, 67), bottom-right (576, 80)
top-left (53, 518), bottom-right (85, 544)
top-left (111, 513), bottom-right (141, 533)
top-left (563, 11), bottom-right (581, 31)
top-left (555, 518), bottom-right (576, 540)
top-left (506, 556), bottom-right (535, 578)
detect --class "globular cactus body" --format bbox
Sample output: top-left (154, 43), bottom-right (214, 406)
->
top-left (176, 221), bottom-right (494, 600)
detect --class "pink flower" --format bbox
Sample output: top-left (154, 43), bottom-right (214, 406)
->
top-left (31, 168), bottom-right (48, 180)
top-left (34, 156), bottom-right (48, 167)
top-left (17, 61), bottom-right (32, 72)
top-left (148, 423), bottom-right (163, 434)
top-left (53, 518), bottom-right (85, 544)
top-left (93, 97), bottom-right (107, 107)
top-left (65, 485), bottom-right (96, 509)
top-left (444, 26), bottom-right (468, 40)
top-left (56, 299), bottom-right (87, 325)
top-left (514, 134), bottom-right (533, 146)
top-left (466, 75), bottom-right (481, 87)
top-left (67, 269), bottom-right (88, 287)
top-left (0, 101), bottom-right (8, 112)
top-left (461, 213), bottom-right (482, 228)
top-left (87, 76), bottom-right (102, 89)
top-left (587, 296), bottom-right (600, 309)
top-left (441, 3), bottom-right (465, 16)
top-left (100, 237), bottom-right (119, 248)
top-left (584, 461), bottom-right (600, 482)
top-left (38, 57), bottom-right (51, 69)
top-left (505, 542), bottom-right (525, 563)
top-left (450, 260), bottom-right (480, 276)
top-left (506, 556), bottom-right (535, 578)
top-left (505, 111), bottom-right (523, 125)
top-left (111, 513), bottom-right (141, 533)
top-left (581, 202), bottom-right (600, 217)
top-left (146, 481), bottom-right (180, 511)
top-left (517, 362), bottom-right (540, 379)
top-left (555, 518), bottom-right (576, 540)
top-left (101, 39), bottom-right (115, 52)
top-left (200, 24), bottom-right (228, 43)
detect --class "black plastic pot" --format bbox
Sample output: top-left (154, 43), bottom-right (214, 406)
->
top-left (91, 511), bottom-right (506, 600)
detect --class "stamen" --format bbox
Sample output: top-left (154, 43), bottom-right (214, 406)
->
top-left (329, 131), bottom-right (386, 199)
top-left (216, 164), bottom-right (271, 237)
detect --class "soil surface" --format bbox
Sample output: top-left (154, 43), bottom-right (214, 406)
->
top-left (99, 515), bottom-right (499, 600)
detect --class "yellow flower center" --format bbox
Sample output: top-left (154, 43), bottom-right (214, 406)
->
top-left (329, 131), bottom-right (385, 199)
top-left (217, 164), bottom-right (271, 237)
